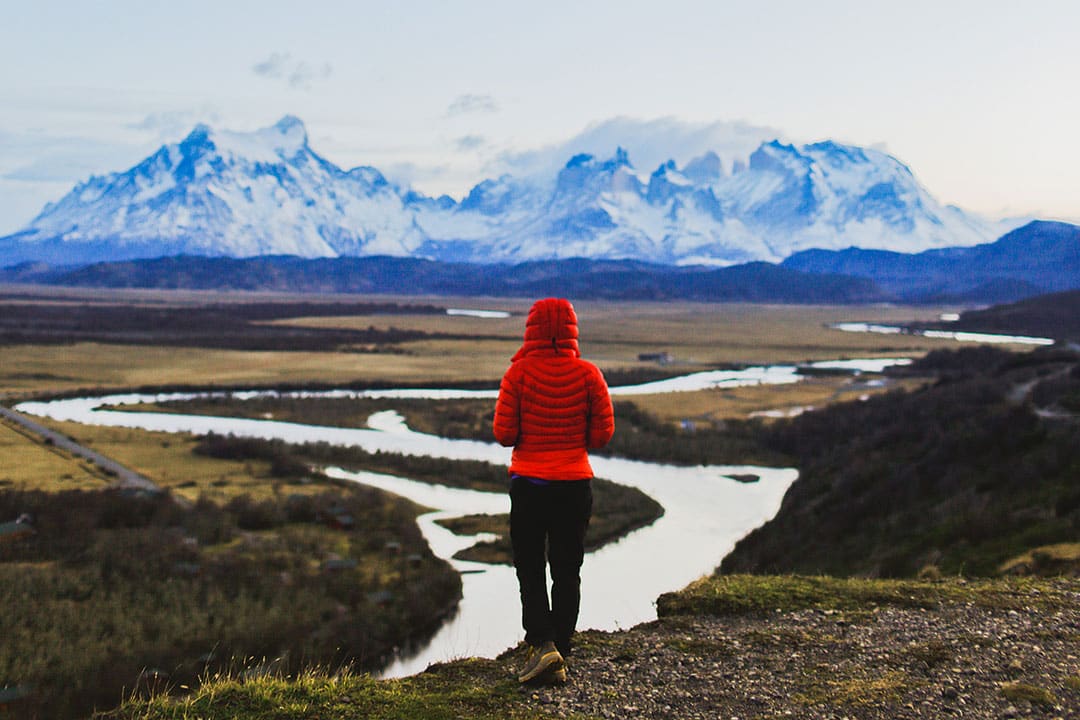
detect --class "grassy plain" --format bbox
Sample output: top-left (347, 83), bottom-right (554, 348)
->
top-left (271, 299), bottom-right (964, 367)
top-left (0, 416), bottom-right (105, 490)
top-left (0, 287), bottom-right (1028, 488)
top-left (3, 418), bottom-right (282, 499)
top-left (0, 286), bottom-right (999, 423)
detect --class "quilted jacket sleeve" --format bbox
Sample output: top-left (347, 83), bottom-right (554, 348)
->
top-left (492, 365), bottom-right (521, 447)
top-left (585, 364), bottom-right (614, 449)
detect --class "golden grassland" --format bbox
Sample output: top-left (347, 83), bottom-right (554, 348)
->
top-left (0, 344), bottom-right (433, 396)
top-left (0, 294), bottom-right (993, 403)
top-left (0, 417), bottom-right (286, 501)
top-left (0, 290), bottom-right (1037, 495)
top-left (0, 417), bottom-right (105, 490)
top-left (270, 299), bottom-right (968, 366)
top-left (0, 292), bottom-right (1021, 488)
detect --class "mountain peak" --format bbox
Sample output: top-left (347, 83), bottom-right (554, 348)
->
top-left (683, 152), bottom-right (722, 184)
top-left (182, 117), bottom-right (309, 163)
top-left (0, 115), bottom-right (1018, 267)
top-left (606, 146), bottom-right (632, 169)
top-left (272, 115), bottom-right (309, 148)
top-left (275, 114), bottom-right (305, 132)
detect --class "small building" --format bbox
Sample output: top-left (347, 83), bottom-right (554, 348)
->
top-left (638, 352), bottom-right (674, 365)
top-left (367, 590), bottom-right (396, 607)
top-left (322, 558), bottom-right (359, 573)
top-left (172, 561), bottom-right (202, 577)
top-left (0, 684), bottom-right (33, 710)
top-left (319, 503), bottom-right (356, 530)
top-left (0, 516), bottom-right (34, 544)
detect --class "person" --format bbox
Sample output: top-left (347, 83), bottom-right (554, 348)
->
top-left (493, 297), bottom-right (615, 684)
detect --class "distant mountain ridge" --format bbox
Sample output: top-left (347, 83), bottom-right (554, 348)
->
top-left (783, 220), bottom-right (1080, 302)
top-left (0, 254), bottom-right (887, 304)
top-left (6, 219), bottom-right (1078, 305)
top-left (0, 116), bottom-right (1019, 267)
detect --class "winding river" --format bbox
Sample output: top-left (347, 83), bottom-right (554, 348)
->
top-left (12, 357), bottom-right (913, 676)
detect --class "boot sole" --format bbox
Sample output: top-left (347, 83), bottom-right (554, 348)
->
top-left (518, 650), bottom-right (564, 683)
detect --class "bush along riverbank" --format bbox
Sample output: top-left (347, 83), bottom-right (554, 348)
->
top-left (0, 480), bottom-right (460, 720)
top-left (101, 575), bottom-right (1080, 719)
top-left (434, 476), bottom-right (664, 564)
top-left (151, 393), bottom-right (787, 467)
top-left (192, 434), bottom-right (665, 564)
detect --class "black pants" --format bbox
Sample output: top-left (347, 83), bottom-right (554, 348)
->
top-left (510, 476), bottom-right (592, 656)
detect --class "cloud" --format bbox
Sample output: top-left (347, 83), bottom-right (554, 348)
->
top-left (492, 116), bottom-right (785, 180)
top-left (0, 177), bottom-right (74, 234)
top-left (253, 52), bottom-right (332, 90)
top-left (127, 109), bottom-right (222, 139)
top-left (446, 94), bottom-right (498, 117)
top-left (0, 130), bottom-right (148, 183)
top-left (253, 52), bottom-right (290, 79)
top-left (0, 129), bottom-right (157, 233)
top-left (455, 135), bottom-right (487, 152)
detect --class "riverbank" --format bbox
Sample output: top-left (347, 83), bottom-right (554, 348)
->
top-left (101, 575), bottom-right (1080, 719)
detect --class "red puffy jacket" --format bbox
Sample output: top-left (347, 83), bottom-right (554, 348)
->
top-left (493, 298), bottom-right (614, 480)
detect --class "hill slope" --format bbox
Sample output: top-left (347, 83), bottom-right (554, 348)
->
top-left (721, 345), bottom-right (1080, 577)
top-left (940, 288), bottom-right (1080, 342)
top-left (783, 220), bottom-right (1080, 303)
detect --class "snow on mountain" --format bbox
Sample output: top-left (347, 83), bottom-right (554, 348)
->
top-left (5, 116), bottom-right (423, 263)
top-left (0, 117), bottom-right (1022, 267)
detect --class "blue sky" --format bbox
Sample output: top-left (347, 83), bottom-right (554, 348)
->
top-left (1, 0), bottom-right (1078, 234)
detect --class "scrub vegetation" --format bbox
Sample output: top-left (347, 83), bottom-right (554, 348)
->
top-left (723, 345), bottom-right (1080, 577)
top-left (0, 479), bottom-right (459, 720)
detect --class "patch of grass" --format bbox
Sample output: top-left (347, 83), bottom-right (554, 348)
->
top-left (100, 660), bottom-right (558, 720)
top-left (656, 574), bottom-right (1078, 617)
top-left (795, 670), bottom-right (911, 707)
top-left (1000, 682), bottom-right (1058, 709)
top-left (1065, 675), bottom-right (1080, 692)
top-left (999, 542), bottom-right (1080, 576)
top-left (663, 636), bottom-right (734, 657)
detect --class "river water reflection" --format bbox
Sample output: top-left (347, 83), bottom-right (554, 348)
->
top-left (16, 360), bottom-right (913, 675)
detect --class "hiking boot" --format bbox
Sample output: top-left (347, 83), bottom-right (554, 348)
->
top-left (517, 641), bottom-right (564, 683)
top-left (545, 664), bottom-right (568, 685)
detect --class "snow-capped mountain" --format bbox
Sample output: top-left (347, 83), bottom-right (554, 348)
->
top-left (0, 117), bottom-right (1020, 267)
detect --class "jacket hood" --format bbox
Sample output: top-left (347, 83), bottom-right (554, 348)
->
top-left (512, 297), bottom-right (580, 360)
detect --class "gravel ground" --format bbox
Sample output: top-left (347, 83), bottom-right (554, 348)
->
top-left (504, 583), bottom-right (1080, 719)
